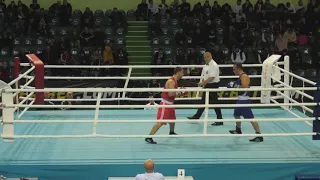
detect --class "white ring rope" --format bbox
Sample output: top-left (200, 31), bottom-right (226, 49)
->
top-left (3, 87), bottom-right (318, 93)
top-left (270, 98), bottom-right (313, 127)
top-left (22, 75), bottom-right (263, 80)
top-left (17, 99), bottom-right (35, 120)
top-left (272, 65), bottom-right (317, 86)
top-left (18, 96), bottom-right (263, 102)
top-left (275, 90), bottom-right (313, 114)
top-left (19, 64), bottom-right (266, 68)
top-left (8, 66), bottom-right (35, 86)
top-left (4, 102), bottom-right (317, 109)
top-left (0, 132), bottom-right (316, 139)
top-left (272, 77), bottom-right (314, 100)
top-left (8, 117), bottom-right (315, 123)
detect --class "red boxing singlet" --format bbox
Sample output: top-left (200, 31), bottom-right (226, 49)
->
top-left (161, 77), bottom-right (178, 103)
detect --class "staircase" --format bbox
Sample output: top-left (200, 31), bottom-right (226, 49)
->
top-left (126, 21), bottom-right (152, 76)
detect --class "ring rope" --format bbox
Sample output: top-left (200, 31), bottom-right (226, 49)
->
top-left (8, 66), bottom-right (35, 86)
top-left (5, 102), bottom-right (318, 109)
top-left (272, 65), bottom-right (316, 86)
top-left (17, 99), bottom-right (35, 120)
top-left (22, 75), bottom-right (264, 80)
top-left (271, 77), bottom-right (314, 100)
top-left (270, 98), bottom-right (312, 126)
top-left (3, 87), bottom-right (318, 93)
top-left (9, 117), bottom-right (315, 123)
top-left (19, 64), bottom-right (267, 68)
top-left (19, 97), bottom-right (264, 102)
top-left (0, 132), bottom-right (316, 139)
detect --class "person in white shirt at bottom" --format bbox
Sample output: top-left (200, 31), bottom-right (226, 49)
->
top-left (135, 159), bottom-right (165, 180)
top-left (144, 95), bottom-right (159, 110)
top-left (188, 52), bottom-right (223, 125)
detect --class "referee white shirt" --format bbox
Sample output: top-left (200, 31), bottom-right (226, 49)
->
top-left (202, 59), bottom-right (220, 84)
top-left (135, 172), bottom-right (165, 180)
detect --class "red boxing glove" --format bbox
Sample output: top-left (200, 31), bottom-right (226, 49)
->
top-left (178, 87), bottom-right (188, 96)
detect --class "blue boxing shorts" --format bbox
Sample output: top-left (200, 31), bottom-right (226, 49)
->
top-left (234, 99), bottom-right (254, 119)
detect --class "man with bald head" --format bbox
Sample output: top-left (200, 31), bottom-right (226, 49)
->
top-left (135, 159), bottom-right (165, 180)
top-left (188, 52), bottom-right (223, 125)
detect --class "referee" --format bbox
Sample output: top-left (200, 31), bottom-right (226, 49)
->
top-left (188, 52), bottom-right (223, 125)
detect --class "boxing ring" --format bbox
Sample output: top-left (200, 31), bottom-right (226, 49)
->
top-left (0, 54), bottom-right (319, 180)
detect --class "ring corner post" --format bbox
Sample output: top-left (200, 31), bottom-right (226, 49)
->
top-left (26, 54), bottom-right (44, 105)
top-left (283, 56), bottom-right (290, 109)
top-left (312, 81), bottom-right (320, 140)
top-left (2, 89), bottom-right (14, 142)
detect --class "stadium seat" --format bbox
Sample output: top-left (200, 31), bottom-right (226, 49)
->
top-left (126, 9), bottom-right (135, 18)
top-left (12, 49), bottom-right (20, 56)
top-left (294, 69), bottom-right (305, 77)
top-left (94, 9), bottom-right (104, 18)
top-left (24, 37), bottom-right (33, 45)
top-left (14, 38), bottom-right (21, 45)
top-left (171, 19), bottom-right (179, 26)
top-left (163, 37), bottom-right (171, 45)
top-left (105, 9), bottom-right (113, 16)
top-left (72, 9), bottom-right (82, 17)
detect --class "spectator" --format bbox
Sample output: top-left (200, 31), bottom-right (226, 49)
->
top-left (211, 1), bottom-right (222, 17)
top-left (174, 28), bottom-right (186, 46)
top-left (60, 0), bottom-right (72, 25)
top-left (234, 0), bottom-right (242, 14)
top-left (158, 0), bottom-right (168, 15)
top-left (0, 61), bottom-right (10, 83)
top-left (30, 0), bottom-right (40, 11)
top-left (136, 0), bottom-right (148, 21)
top-left (296, 0), bottom-right (304, 11)
top-left (187, 48), bottom-right (199, 65)
top-left (231, 47), bottom-right (246, 64)
top-left (103, 45), bottom-right (114, 65)
top-left (175, 48), bottom-right (186, 65)
top-left (275, 33), bottom-right (288, 53)
top-left (153, 49), bottom-right (165, 64)
top-left (236, 9), bottom-right (246, 23)
top-left (110, 8), bottom-right (124, 26)
top-left (254, 0), bottom-right (264, 13)
top-left (144, 95), bottom-right (159, 110)
top-left (148, 79), bottom-right (161, 98)
top-left (115, 48), bottom-right (128, 75)
top-left (286, 2), bottom-right (296, 13)
top-left (90, 49), bottom-right (103, 65)
top-left (135, 159), bottom-right (164, 180)
top-left (283, 28), bottom-right (297, 44)
top-left (148, 0), bottom-right (159, 18)
top-left (70, 30), bottom-right (80, 49)
top-left (80, 27), bottom-right (94, 47)
top-left (38, 17), bottom-right (48, 35)
top-left (148, 18), bottom-right (160, 39)
top-left (49, 1), bottom-right (61, 17)
top-left (180, 0), bottom-right (190, 17)
top-left (242, 0), bottom-right (253, 13)
top-left (202, 1), bottom-right (211, 14)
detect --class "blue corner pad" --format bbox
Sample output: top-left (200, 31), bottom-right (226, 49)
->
top-left (295, 174), bottom-right (320, 180)
top-left (313, 81), bottom-right (320, 140)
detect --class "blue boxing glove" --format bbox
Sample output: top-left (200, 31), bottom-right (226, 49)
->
top-left (227, 81), bottom-right (235, 88)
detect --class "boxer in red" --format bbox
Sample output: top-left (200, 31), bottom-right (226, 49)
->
top-left (145, 67), bottom-right (185, 144)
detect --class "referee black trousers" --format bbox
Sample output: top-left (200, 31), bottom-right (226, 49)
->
top-left (193, 83), bottom-right (223, 119)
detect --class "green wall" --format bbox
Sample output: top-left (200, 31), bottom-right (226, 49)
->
top-left (19, 0), bottom-right (308, 12)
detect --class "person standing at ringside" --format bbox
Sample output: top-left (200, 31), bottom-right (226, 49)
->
top-left (145, 67), bottom-right (185, 144)
top-left (228, 63), bottom-right (263, 142)
top-left (187, 52), bottom-right (223, 126)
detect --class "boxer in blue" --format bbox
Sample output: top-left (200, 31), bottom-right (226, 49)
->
top-left (228, 63), bottom-right (263, 142)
